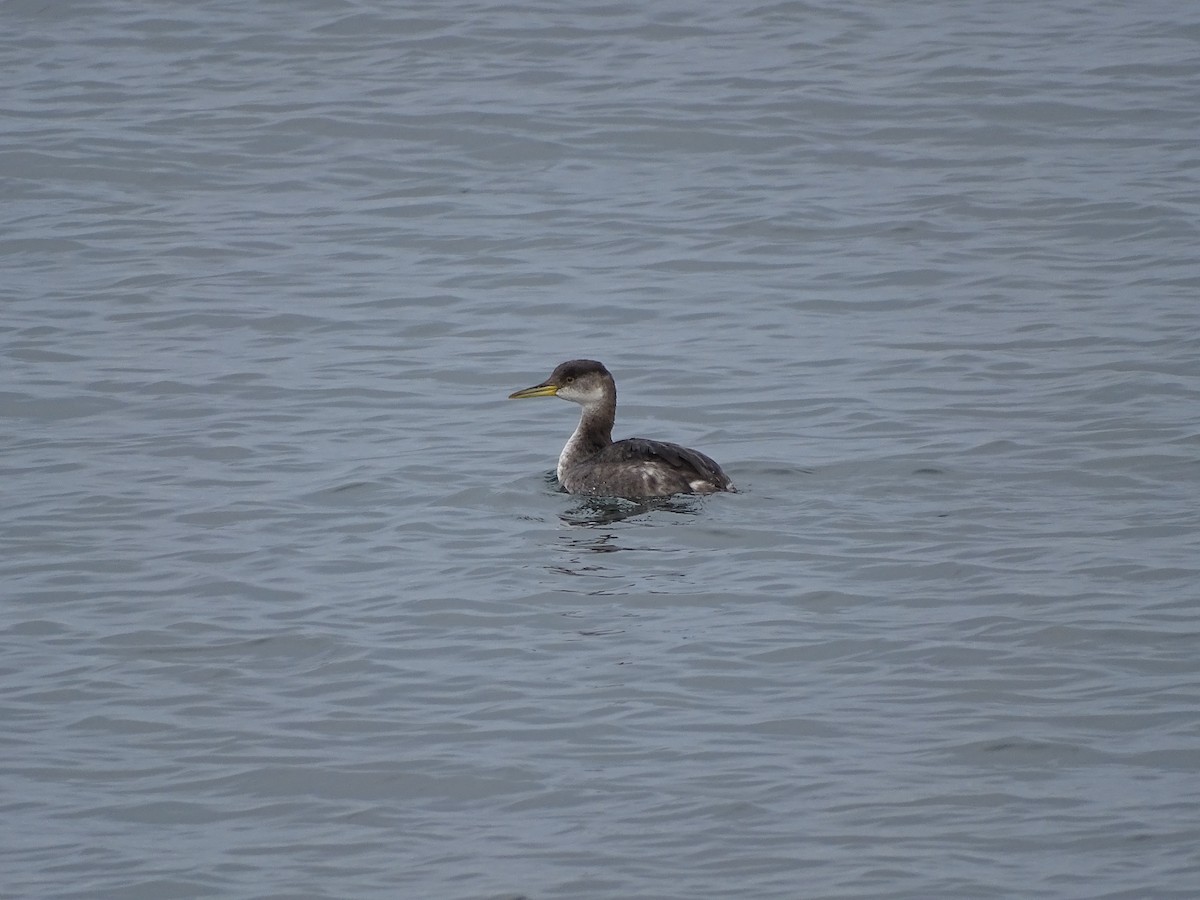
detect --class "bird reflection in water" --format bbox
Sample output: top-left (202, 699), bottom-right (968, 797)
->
top-left (558, 495), bottom-right (706, 527)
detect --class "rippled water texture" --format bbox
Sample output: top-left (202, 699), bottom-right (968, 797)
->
top-left (4, 1), bottom-right (1199, 898)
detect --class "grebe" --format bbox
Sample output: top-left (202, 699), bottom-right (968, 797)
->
top-left (508, 359), bottom-right (734, 499)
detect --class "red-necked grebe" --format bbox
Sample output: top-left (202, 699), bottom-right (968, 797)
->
top-left (508, 359), bottom-right (734, 499)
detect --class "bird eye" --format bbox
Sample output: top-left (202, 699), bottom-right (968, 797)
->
top-left (564, 376), bottom-right (574, 384)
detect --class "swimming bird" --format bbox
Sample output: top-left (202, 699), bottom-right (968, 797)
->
top-left (508, 359), bottom-right (734, 499)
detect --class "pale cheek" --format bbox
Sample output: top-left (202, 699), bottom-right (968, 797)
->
top-left (561, 384), bottom-right (601, 404)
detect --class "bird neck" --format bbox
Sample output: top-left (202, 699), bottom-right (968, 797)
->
top-left (577, 397), bottom-right (615, 447)
top-left (558, 396), bottom-right (615, 478)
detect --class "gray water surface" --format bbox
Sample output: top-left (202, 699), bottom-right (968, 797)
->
top-left (4, 2), bottom-right (1199, 898)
